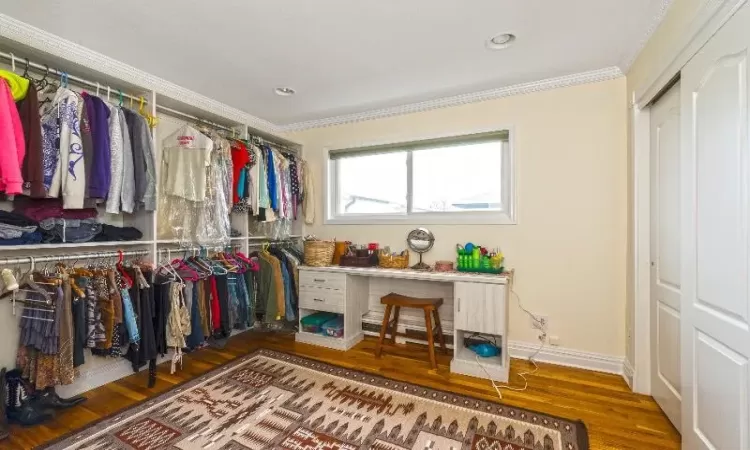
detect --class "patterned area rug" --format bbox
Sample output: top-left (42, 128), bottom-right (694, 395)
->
top-left (43, 349), bottom-right (588, 450)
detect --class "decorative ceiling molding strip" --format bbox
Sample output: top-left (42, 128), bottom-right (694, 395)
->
top-left (279, 66), bottom-right (624, 132)
top-left (0, 13), bottom-right (626, 134)
top-left (618, 0), bottom-right (675, 73)
top-left (0, 14), bottom-right (280, 134)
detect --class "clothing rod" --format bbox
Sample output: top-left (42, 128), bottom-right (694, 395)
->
top-left (0, 250), bottom-right (149, 266)
top-left (0, 50), bottom-right (145, 104)
top-left (0, 50), bottom-right (294, 149)
top-left (157, 104), bottom-right (237, 134)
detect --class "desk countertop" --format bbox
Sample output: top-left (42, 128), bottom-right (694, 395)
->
top-left (299, 265), bottom-right (511, 285)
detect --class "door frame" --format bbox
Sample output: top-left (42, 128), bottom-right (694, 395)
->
top-left (630, 0), bottom-right (748, 394)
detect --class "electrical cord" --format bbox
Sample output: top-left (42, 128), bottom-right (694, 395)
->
top-left (473, 286), bottom-right (546, 399)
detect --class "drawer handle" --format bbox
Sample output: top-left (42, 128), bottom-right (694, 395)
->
top-left (313, 278), bottom-right (325, 282)
top-left (313, 298), bottom-right (324, 302)
top-left (457, 298), bottom-right (461, 312)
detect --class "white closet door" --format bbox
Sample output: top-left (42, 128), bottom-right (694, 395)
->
top-left (680, 4), bottom-right (750, 448)
top-left (650, 82), bottom-right (682, 431)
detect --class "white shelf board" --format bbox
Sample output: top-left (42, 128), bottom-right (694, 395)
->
top-left (451, 346), bottom-right (508, 382)
top-left (0, 240), bottom-right (152, 251)
top-left (247, 235), bottom-right (302, 241)
top-left (156, 239), bottom-right (180, 244)
top-left (296, 331), bottom-right (348, 350)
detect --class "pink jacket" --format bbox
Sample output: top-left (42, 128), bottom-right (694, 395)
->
top-left (0, 79), bottom-right (25, 195)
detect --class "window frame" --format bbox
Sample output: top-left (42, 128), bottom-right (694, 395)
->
top-left (325, 128), bottom-right (516, 225)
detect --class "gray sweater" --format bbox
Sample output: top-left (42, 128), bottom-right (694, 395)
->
top-left (105, 104), bottom-right (124, 214)
top-left (118, 108), bottom-right (135, 214)
top-left (123, 109), bottom-right (156, 211)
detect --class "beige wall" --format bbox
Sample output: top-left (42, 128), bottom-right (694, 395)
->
top-left (288, 78), bottom-right (628, 356)
top-left (624, 0), bottom-right (704, 366)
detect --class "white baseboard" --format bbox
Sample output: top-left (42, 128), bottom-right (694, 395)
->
top-left (362, 321), bottom-right (628, 377)
top-left (57, 329), bottom-right (631, 399)
top-left (508, 340), bottom-right (626, 376)
top-left (56, 353), bottom-right (174, 399)
top-left (622, 358), bottom-right (635, 389)
top-left (56, 329), bottom-right (254, 398)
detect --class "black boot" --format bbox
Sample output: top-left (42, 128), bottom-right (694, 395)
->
top-left (5, 370), bottom-right (54, 427)
top-left (33, 387), bottom-right (86, 410)
top-left (0, 369), bottom-right (9, 440)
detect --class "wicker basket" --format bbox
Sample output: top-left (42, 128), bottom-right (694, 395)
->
top-left (304, 240), bottom-right (335, 266)
top-left (378, 250), bottom-right (409, 269)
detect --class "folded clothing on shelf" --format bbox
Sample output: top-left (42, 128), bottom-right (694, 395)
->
top-left (93, 224), bottom-right (143, 242)
top-left (12, 197), bottom-right (98, 222)
top-left (0, 231), bottom-right (43, 246)
top-left (39, 218), bottom-right (102, 244)
top-left (0, 210), bottom-right (40, 241)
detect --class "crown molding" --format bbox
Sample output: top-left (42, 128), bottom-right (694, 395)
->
top-left (618, 0), bottom-right (675, 73)
top-left (0, 14), bottom-right (280, 134)
top-left (279, 66), bottom-right (624, 132)
top-left (0, 14), bottom-right (626, 135)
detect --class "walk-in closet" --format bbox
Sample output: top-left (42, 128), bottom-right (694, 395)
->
top-left (0, 45), bottom-right (310, 415)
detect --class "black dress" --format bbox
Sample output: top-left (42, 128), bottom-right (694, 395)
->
top-left (126, 271), bottom-right (157, 379)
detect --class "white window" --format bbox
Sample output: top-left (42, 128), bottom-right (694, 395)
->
top-left (326, 131), bottom-right (515, 224)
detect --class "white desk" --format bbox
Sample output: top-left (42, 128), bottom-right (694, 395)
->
top-left (296, 265), bottom-right (511, 382)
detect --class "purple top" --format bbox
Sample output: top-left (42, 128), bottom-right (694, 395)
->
top-left (86, 95), bottom-right (112, 199)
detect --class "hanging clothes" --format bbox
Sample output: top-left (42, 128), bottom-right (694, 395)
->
top-left (16, 82), bottom-right (44, 198)
top-left (105, 104), bottom-right (125, 213)
top-left (0, 79), bottom-right (26, 196)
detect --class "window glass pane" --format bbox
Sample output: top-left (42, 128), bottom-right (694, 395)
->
top-left (412, 141), bottom-right (503, 212)
top-left (337, 152), bottom-right (407, 214)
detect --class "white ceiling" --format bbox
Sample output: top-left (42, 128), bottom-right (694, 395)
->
top-left (0, 0), bottom-right (668, 127)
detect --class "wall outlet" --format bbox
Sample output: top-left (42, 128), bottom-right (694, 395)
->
top-left (549, 335), bottom-right (560, 346)
top-left (530, 315), bottom-right (549, 332)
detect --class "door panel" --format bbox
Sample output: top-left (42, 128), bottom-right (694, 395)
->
top-left (657, 303), bottom-right (682, 396)
top-left (453, 282), bottom-right (505, 335)
top-left (651, 81), bottom-right (682, 430)
top-left (681, 5), bottom-right (750, 448)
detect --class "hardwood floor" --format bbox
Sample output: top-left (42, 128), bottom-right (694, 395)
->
top-left (4, 332), bottom-right (680, 449)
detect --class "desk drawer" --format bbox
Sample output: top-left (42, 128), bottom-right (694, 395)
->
top-left (300, 271), bottom-right (346, 290)
top-left (299, 286), bottom-right (344, 313)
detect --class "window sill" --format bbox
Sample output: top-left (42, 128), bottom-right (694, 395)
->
top-left (324, 212), bottom-right (516, 225)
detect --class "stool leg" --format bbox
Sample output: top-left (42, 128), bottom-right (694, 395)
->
top-left (376, 305), bottom-right (393, 358)
top-left (390, 306), bottom-right (401, 344)
top-left (433, 310), bottom-right (447, 354)
top-left (424, 308), bottom-right (437, 370)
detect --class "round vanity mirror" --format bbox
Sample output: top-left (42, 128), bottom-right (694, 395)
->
top-left (407, 228), bottom-right (435, 270)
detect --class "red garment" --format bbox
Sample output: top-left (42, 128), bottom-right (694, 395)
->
top-left (230, 140), bottom-right (249, 205)
top-left (210, 276), bottom-right (221, 331)
top-left (13, 198), bottom-right (98, 221)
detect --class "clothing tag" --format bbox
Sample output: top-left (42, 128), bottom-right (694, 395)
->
top-left (176, 135), bottom-right (195, 148)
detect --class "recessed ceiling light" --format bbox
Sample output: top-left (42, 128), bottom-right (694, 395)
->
top-left (274, 87), bottom-right (296, 96)
top-left (486, 33), bottom-right (516, 50)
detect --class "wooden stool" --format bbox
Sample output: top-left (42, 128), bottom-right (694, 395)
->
top-left (375, 293), bottom-right (447, 369)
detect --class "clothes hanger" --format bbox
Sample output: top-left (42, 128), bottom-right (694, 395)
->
top-left (167, 250), bottom-right (198, 282)
top-left (185, 254), bottom-right (212, 278)
top-left (155, 249), bottom-right (180, 283)
top-left (117, 250), bottom-right (134, 289)
top-left (215, 253), bottom-right (240, 273)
